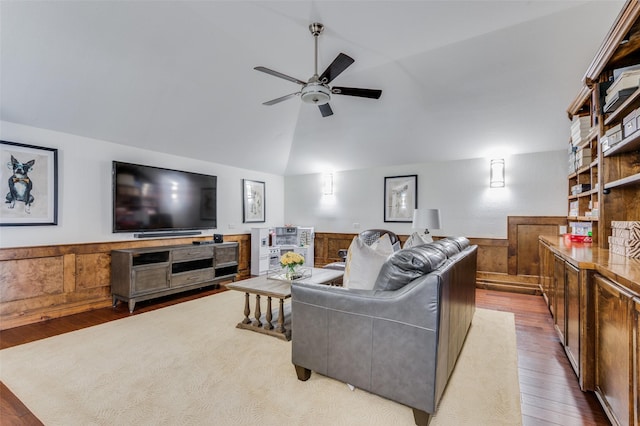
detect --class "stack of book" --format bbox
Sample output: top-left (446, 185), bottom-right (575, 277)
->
top-left (608, 221), bottom-right (640, 258)
top-left (570, 116), bottom-right (591, 146)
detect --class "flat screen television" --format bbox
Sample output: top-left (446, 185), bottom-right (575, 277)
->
top-left (112, 161), bottom-right (217, 234)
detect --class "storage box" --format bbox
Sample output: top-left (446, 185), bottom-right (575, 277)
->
top-left (603, 87), bottom-right (637, 113)
top-left (623, 108), bottom-right (639, 138)
top-left (570, 221), bottom-right (592, 236)
top-left (571, 183), bottom-right (591, 195)
top-left (606, 69), bottom-right (640, 97)
top-left (601, 124), bottom-right (623, 151)
top-left (569, 201), bottom-right (579, 217)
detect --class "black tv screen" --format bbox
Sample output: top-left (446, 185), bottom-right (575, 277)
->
top-left (112, 161), bottom-right (217, 233)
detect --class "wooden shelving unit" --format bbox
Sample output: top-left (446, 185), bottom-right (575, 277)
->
top-left (563, 2), bottom-right (640, 426)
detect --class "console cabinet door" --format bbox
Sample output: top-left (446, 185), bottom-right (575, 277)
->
top-left (538, 241), bottom-right (554, 311)
top-left (565, 262), bottom-right (580, 377)
top-left (593, 273), bottom-right (634, 426)
top-left (554, 255), bottom-right (566, 344)
top-left (132, 265), bottom-right (170, 294)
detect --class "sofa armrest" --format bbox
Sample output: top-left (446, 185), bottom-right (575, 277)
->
top-left (291, 273), bottom-right (445, 414)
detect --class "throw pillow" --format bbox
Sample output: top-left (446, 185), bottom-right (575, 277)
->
top-left (374, 244), bottom-right (447, 291)
top-left (402, 232), bottom-right (431, 249)
top-left (343, 233), bottom-right (394, 290)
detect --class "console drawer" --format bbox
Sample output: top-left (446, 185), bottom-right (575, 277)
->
top-left (172, 246), bottom-right (214, 262)
top-left (171, 268), bottom-right (214, 287)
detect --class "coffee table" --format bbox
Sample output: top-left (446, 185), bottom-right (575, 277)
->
top-left (226, 268), bottom-right (343, 341)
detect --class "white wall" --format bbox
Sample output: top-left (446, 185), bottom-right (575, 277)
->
top-left (284, 151), bottom-right (567, 239)
top-left (0, 121), bottom-right (285, 248)
top-left (0, 120), bottom-right (567, 247)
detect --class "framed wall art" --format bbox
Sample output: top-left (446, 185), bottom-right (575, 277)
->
top-left (0, 140), bottom-right (58, 226)
top-left (384, 174), bottom-right (417, 222)
top-left (242, 179), bottom-right (265, 223)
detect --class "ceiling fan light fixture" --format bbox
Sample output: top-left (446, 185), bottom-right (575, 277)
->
top-left (300, 83), bottom-right (331, 105)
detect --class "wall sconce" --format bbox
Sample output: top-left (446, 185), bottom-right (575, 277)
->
top-left (490, 159), bottom-right (505, 188)
top-left (322, 173), bottom-right (333, 195)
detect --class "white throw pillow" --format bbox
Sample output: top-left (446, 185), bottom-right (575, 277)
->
top-left (343, 233), bottom-right (394, 290)
top-left (402, 232), bottom-right (432, 249)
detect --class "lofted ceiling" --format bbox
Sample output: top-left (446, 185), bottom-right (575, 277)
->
top-left (0, 1), bottom-right (626, 176)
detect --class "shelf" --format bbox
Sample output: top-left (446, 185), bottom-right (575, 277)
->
top-left (569, 165), bottom-right (591, 178)
top-left (603, 130), bottom-right (640, 157)
top-left (604, 172), bottom-right (640, 189)
top-left (567, 216), bottom-right (599, 222)
top-left (604, 87), bottom-right (640, 125)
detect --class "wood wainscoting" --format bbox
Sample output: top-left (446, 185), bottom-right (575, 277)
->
top-left (0, 234), bottom-right (250, 330)
top-left (0, 216), bottom-right (564, 330)
top-left (314, 216), bottom-right (567, 295)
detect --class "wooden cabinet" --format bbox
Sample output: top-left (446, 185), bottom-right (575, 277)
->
top-left (593, 273), bottom-right (635, 426)
top-left (540, 235), bottom-right (640, 425)
top-left (111, 242), bottom-right (238, 312)
top-left (550, 251), bottom-right (592, 389)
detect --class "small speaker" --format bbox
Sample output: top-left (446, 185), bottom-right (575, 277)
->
top-left (213, 234), bottom-right (223, 243)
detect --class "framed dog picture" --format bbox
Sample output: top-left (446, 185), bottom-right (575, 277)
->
top-left (0, 140), bottom-right (58, 226)
top-left (384, 174), bottom-right (417, 222)
top-left (242, 179), bottom-right (265, 223)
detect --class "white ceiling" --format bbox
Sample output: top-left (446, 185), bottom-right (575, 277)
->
top-left (0, 1), bottom-right (626, 176)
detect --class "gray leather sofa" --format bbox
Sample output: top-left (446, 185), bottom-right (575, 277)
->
top-left (291, 237), bottom-right (477, 426)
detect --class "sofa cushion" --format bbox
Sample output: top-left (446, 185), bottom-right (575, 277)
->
top-left (373, 244), bottom-right (447, 291)
top-left (448, 236), bottom-right (470, 251)
top-left (343, 233), bottom-right (394, 290)
top-left (429, 239), bottom-right (461, 257)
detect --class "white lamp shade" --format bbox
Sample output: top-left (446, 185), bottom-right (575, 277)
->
top-left (412, 209), bottom-right (441, 231)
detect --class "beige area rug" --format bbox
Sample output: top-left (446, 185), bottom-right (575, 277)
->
top-left (0, 291), bottom-right (521, 425)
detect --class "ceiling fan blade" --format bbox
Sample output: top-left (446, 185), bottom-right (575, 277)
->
top-left (319, 53), bottom-right (354, 84)
top-left (318, 103), bottom-right (333, 117)
top-left (332, 87), bottom-right (382, 99)
top-left (254, 66), bottom-right (306, 85)
top-left (263, 92), bottom-right (299, 106)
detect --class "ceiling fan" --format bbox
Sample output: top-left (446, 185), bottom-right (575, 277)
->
top-left (254, 23), bottom-right (382, 117)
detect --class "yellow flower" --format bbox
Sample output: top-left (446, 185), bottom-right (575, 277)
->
top-left (280, 251), bottom-right (305, 267)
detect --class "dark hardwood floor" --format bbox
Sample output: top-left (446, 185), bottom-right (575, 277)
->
top-left (1, 288), bottom-right (610, 425)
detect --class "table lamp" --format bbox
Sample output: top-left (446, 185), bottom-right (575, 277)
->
top-left (412, 209), bottom-right (441, 242)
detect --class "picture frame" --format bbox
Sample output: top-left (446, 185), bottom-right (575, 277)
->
top-left (1, 140), bottom-right (58, 226)
top-left (384, 174), bottom-right (417, 222)
top-left (242, 179), bottom-right (265, 223)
